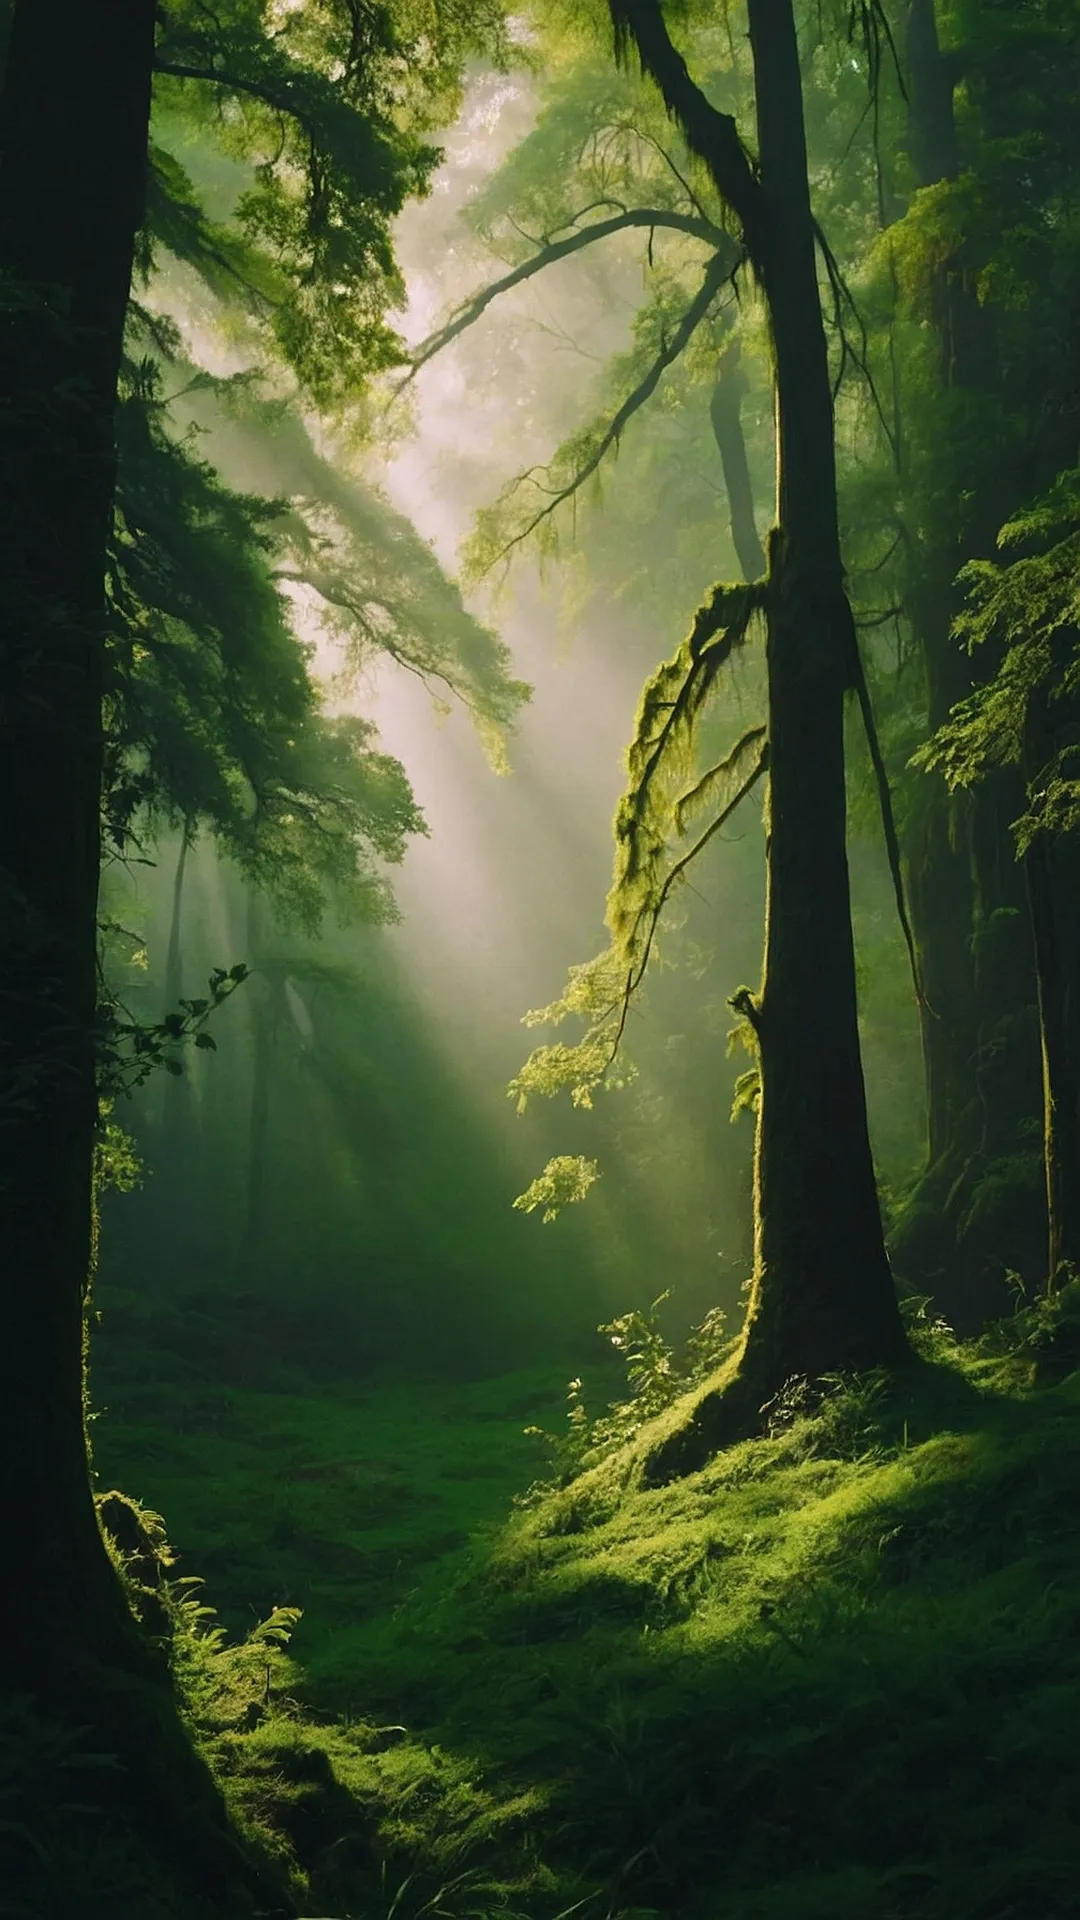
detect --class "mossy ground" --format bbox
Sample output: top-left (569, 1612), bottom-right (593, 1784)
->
top-left (14, 1296), bottom-right (1080, 1919)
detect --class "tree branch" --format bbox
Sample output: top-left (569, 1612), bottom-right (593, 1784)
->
top-left (630, 582), bottom-right (761, 820)
top-left (480, 247), bottom-right (736, 569)
top-left (608, 0), bottom-right (763, 246)
top-left (401, 207), bottom-right (737, 384)
top-left (154, 59), bottom-right (320, 140)
top-left (609, 740), bottom-right (770, 1062)
top-left (276, 566), bottom-right (492, 721)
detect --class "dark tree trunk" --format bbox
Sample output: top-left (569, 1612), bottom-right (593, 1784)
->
top-left (0, 5), bottom-right (288, 1905)
top-left (737, 0), bottom-right (905, 1392)
top-left (164, 826), bottom-right (192, 1016)
top-left (155, 824), bottom-right (201, 1280)
top-left (889, 0), bottom-right (1046, 1321)
top-left (240, 886), bottom-right (274, 1281)
top-left (630, 0), bottom-right (906, 1479)
top-left (903, 0), bottom-right (959, 185)
top-left (1025, 832), bottom-right (1080, 1282)
top-left (0, 0), bottom-right (157, 1696)
top-left (160, 821), bottom-right (194, 1147)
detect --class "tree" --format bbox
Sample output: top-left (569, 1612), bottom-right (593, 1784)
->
top-left (0, 0), bottom-right (277, 1903)
top-left (817, 0), bottom-right (1080, 1321)
top-left (0, 0), bottom-right (514, 1899)
top-left (613, 0), bottom-right (907, 1465)
top-left (412, 0), bottom-right (908, 1457)
top-left (875, 0), bottom-right (1044, 1319)
top-left (0, 0), bottom-right (157, 1694)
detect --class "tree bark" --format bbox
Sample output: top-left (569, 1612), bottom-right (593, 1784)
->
top-left (889, 0), bottom-right (1046, 1322)
top-left (1025, 832), bottom-right (1080, 1283)
top-left (0, 0), bottom-right (157, 1696)
top-left (160, 820), bottom-right (195, 1148)
top-left (0, 6), bottom-right (288, 1905)
top-left (617, 0), bottom-right (906, 1478)
top-left (240, 885), bottom-right (274, 1282)
top-left (1022, 656), bottom-right (1080, 1283)
top-left (736, 0), bottom-right (905, 1393)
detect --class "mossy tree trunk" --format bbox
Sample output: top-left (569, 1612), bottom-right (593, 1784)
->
top-left (611, 0), bottom-right (906, 1475)
top-left (0, 4), bottom-right (286, 1905)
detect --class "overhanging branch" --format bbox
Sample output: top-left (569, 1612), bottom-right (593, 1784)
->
top-left (401, 206), bottom-right (737, 386)
top-left (481, 247), bottom-right (737, 569)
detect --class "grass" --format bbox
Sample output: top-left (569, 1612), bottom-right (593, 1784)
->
top-left (50, 1288), bottom-right (1080, 1916)
top-left (92, 1341), bottom-right (583, 1707)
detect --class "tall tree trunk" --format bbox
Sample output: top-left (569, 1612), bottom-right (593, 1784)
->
top-left (736, 0), bottom-right (905, 1393)
top-left (889, 0), bottom-right (1045, 1321)
top-left (614, 0), bottom-right (906, 1479)
top-left (1024, 832), bottom-right (1080, 1283)
top-left (164, 824), bottom-right (192, 1018)
top-left (240, 886), bottom-right (274, 1282)
top-left (0, 0), bottom-right (156, 1695)
top-left (155, 823), bottom-right (200, 1285)
top-left (0, 6), bottom-right (287, 1905)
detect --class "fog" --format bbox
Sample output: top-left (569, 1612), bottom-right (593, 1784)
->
top-left (100, 62), bottom-right (922, 1373)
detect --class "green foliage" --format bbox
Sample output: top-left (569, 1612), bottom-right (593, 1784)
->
top-left (103, 0), bottom-right (531, 957)
top-left (249, 397), bottom-right (530, 770)
top-left (94, 1106), bottom-right (143, 1197)
top-left (97, 962), bottom-right (249, 1097)
top-left (106, 354), bottom-right (431, 929)
top-left (93, 1323), bottom-right (1080, 1920)
top-left (921, 469), bottom-right (1080, 850)
top-left (513, 1153), bottom-right (601, 1221)
top-left (151, 0), bottom-right (511, 412)
top-left (524, 1292), bottom-right (735, 1478)
top-left (979, 1270), bottom-right (1080, 1387)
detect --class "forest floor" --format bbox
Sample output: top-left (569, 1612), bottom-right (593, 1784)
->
top-left (24, 1285), bottom-right (1080, 1919)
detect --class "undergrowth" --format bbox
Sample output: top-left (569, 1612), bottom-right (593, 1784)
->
top-left (12, 1282), bottom-right (1080, 1918)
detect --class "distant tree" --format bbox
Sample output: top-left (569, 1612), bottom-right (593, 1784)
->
top-left (817, 0), bottom-right (1080, 1320)
top-left (924, 470), bottom-right (1080, 1287)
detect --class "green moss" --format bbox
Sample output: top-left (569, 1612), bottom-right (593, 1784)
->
top-left (88, 1319), bottom-right (1080, 1919)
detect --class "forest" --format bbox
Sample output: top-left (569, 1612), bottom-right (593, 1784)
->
top-left (2, 0), bottom-right (1080, 1913)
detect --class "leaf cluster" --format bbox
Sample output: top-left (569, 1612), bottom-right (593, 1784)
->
top-left (151, 0), bottom-right (510, 408)
top-left (523, 1288), bottom-right (735, 1479)
top-left (920, 470), bottom-right (1080, 850)
top-left (97, 962), bottom-right (250, 1099)
top-left (106, 356), bottom-right (426, 928)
